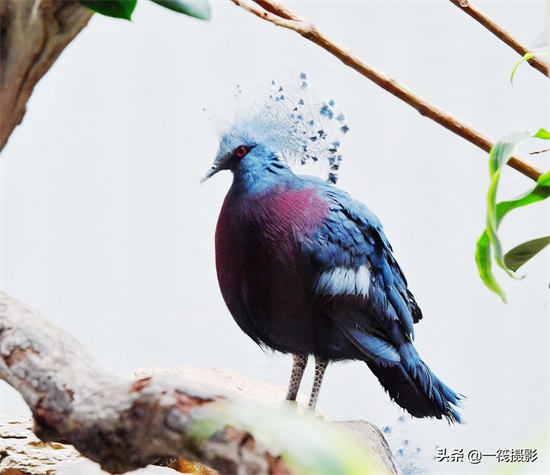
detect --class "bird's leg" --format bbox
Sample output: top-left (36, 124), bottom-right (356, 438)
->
top-left (285, 353), bottom-right (308, 401)
top-left (308, 357), bottom-right (328, 409)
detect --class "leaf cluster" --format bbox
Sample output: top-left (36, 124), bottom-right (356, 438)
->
top-left (476, 129), bottom-right (550, 302)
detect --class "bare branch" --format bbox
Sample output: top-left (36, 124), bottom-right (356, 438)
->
top-left (0, 0), bottom-right (93, 152)
top-left (230, 0), bottom-right (547, 182)
top-left (449, 0), bottom-right (549, 77)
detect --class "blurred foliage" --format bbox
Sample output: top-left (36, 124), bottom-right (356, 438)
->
top-left (78, 0), bottom-right (210, 21)
top-left (476, 129), bottom-right (550, 302)
top-left (493, 431), bottom-right (548, 475)
top-left (191, 400), bottom-right (381, 475)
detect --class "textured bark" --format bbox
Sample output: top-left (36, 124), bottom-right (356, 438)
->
top-left (0, 291), bottom-right (291, 474)
top-left (0, 416), bottom-right (202, 474)
top-left (0, 416), bottom-right (83, 475)
top-left (1, 417), bottom-right (404, 475)
top-left (0, 292), bottom-right (402, 474)
top-left (0, 0), bottom-right (93, 151)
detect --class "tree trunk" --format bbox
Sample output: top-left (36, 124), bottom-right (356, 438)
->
top-left (0, 0), bottom-right (93, 151)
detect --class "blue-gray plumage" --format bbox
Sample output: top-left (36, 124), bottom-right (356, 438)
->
top-left (202, 76), bottom-right (463, 422)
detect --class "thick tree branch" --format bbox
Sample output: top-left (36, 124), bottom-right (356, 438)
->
top-left (0, 291), bottom-right (293, 474)
top-left (449, 0), bottom-right (549, 77)
top-left (230, 0), bottom-right (547, 182)
top-left (0, 0), bottom-right (93, 152)
top-left (1, 292), bottom-right (391, 475)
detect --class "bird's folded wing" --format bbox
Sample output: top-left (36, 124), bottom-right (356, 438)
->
top-left (298, 185), bottom-right (422, 343)
top-left (334, 319), bottom-right (402, 366)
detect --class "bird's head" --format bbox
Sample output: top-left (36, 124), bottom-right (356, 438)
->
top-left (201, 73), bottom-right (350, 185)
top-left (200, 119), bottom-right (280, 183)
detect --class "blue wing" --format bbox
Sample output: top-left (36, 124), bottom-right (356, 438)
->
top-left (298, 179), bottom-right (422, 349)
top-left (297, 179), bottom-right (463, 423)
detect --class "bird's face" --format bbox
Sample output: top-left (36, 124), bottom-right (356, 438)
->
top-left (201, 141), bottom-right (254, 183)
top-left (201, 121), bottom-right (278, 183)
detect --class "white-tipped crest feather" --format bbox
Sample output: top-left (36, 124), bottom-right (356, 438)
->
top-left (208, 73), bottom-right (350, 184)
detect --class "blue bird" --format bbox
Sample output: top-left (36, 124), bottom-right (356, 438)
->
top-left (202, 75), bottom-right (463, 422)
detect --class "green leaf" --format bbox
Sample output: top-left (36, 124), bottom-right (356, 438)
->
top-left (510, 52), bottom-right (550, 84)
top-left (534, 128), bottom-right (550, 140)
top-left (496, 170), bottom-right (550, 224)
top-left (149, 0), bottom-right (211, 20)
top-left (78, 0), bottom-right (137, 20)
top-left (485, 131), bottom-right (531, 276)
top-left (504, 236), bottom-right (550, 272)
top-left (476, 231), bottom-right (507, 302)
top-left (476, 130), bottom-right (550, 301)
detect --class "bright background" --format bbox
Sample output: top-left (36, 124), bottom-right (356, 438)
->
top-left (1, 1), bottom-right (548, 474)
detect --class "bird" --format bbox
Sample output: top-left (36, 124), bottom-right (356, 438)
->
top-left (202, 74), bottom-right (463, 423)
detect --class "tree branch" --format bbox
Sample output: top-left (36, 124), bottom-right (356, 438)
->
top-left (0, 291), bottom-right (293, 474)
top-left (1, 292), bottom-right (394, 475)
top-left (449, 0), bottom-right (549, 77)
top-left (0, 0), bottom-right (93, 152)
top-left (230, 0), bottom-right (547, 182)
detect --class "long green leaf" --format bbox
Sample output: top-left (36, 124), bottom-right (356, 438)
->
top-left (78, 0), bottom-right (137, 20)
top-left (149, 0), bottom-right (211, 20)
top-left (476, 231), bottom-right (507, 302)
top-left (476, 129), bottom-right (549, 301)
top-left (504, 236), bottom-right (550, 272)
top-left (510, 52), bottom-right (550, 84)
top-left (485, 132), bottom-right (531, 277)
top-left (496, 170), bottom-right (550, 224)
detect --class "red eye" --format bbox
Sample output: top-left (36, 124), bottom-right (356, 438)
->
top-left (235, 146), bottom-right (249, 158)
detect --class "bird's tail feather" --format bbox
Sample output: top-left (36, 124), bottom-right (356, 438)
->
top-left (366, 343), bottom-right (463, 423)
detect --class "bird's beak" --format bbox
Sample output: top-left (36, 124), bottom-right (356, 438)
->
top-left (200, 164), bottom-right (220, 184)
